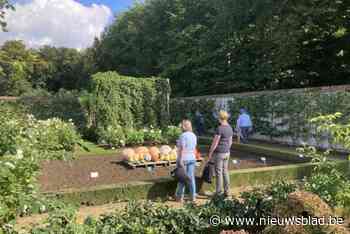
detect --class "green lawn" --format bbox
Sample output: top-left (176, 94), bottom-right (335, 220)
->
top-left (76, 141), bottom-right (120, 157)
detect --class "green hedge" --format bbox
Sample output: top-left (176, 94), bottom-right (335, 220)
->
top-left (19, 89), bottom-right (87, 131)
top-left (171, 88), bottom-right (350, 142)
top-left (89, 72), bottom-right (170, 130)
top-left (228, 90), bottom-right (350, 141)
top-left (170, 98), bottom-right (217, 130)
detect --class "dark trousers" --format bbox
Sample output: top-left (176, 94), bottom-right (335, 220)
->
top-left (240, 127), bottom-right (251, 143)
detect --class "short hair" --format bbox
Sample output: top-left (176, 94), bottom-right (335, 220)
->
top-left (181, 119), bottom-right (193, 132)
top-left (219, 110), bottom-right (229, 121)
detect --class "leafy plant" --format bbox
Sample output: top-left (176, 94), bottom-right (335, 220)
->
top-left (162, 125), bottom-right (182, 143)
top-left (143, 126), bottom-right (163, 144)
top-left (97, 125), bottom-right (126, 148)
top-left (298, 113), bottom-right (350, 207)
top-left (125, 128), bottom-right (145, 146)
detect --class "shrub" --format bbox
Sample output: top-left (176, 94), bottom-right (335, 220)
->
top-left (163, 125), bottom-right (182, 143)
top-left (143, 126), bottom-right (163, 144)
top-left (336, 184), bottom-right (350, 217)
top-left (0, 105), bottom-right (82, 229)
top-left (20, 89), bottom-right (87, 132)
top-left (97, 125), bottom-right (126, 148)
top-left (125, 128), bottom-right (144, 146)
top-left (26, 117), bottom-right (82, 157)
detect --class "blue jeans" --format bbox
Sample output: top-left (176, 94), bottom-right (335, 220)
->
top-left (176, 160), bottom-right (196, 199)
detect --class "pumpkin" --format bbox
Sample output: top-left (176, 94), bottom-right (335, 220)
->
top-left (160, 145), bottom-right (172, 156)
top-left (149, 147), bottom-right (160, 162)
top-left (136, 146), bottom-right (149, 155)
top-left (128, 154), bottom-right (136, 162)
top-left (135, 153), bottom-right (143, 161)
top-left (170, 148), bottom-right (177, 161)
top-left (195, 148), bottom-right (202, 160)
top-left (122, 148), bottom-right (135, 161)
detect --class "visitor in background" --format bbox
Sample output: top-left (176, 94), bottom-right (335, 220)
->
top-left (208, 111), bottom-right (233, 197)
top-left (175, 119), bottom-right (197, 202)
top-left (236, 108), bottom-right (253, 144)
top-left (195, 111), bottom-right (205, 136)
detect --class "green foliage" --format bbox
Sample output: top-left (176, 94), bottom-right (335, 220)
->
top-left (96, 0), bottom-right (350, 96)
top-left (298, 113), bottom-right (350, 207)
top-left (163, 125), bottom-right (182, 143)
top-left (97, 125), bottom-right (126, 148)
top-left (0, 41), bottom-right (95, 96)
top-left (265, 181), bottom-right (297, 203)
top-left (143, 127), bottom-right (163, 144)
top-left (89, 72), bottom-right (170, 138)
top-left (20, 89), bottom-right (87, 133)
top-left (170, 98), bottom-right (217, 131)
top-left (26, 182), bottom-right (298, 234)
top-left (0, 105), bottom-right (82, 228)
top-left (125, 128), bottom-right (145, 146)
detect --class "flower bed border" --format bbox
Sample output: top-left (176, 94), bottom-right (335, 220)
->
top-left (44, 143), bottom-right (349, 206)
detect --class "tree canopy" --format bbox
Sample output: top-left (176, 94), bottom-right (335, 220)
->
top-left (95, 0), bottom-right (350, 97)
top-left (0, 41), bottom-right (94, 96)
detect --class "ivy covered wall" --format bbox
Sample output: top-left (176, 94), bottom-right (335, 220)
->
top-left (171, 85), bottom-right (350, 145)
top-left (89, 72), bottom-right (171, 130)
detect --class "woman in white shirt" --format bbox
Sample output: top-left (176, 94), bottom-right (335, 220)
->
top-left (175, 119), bottom-right (197, 203)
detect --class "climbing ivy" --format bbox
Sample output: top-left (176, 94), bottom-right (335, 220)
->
top-left (172, 89), bottom-right (350, 143)
top-left (170, 98), bottom-right (217, 131)
top-left (89, 72), bottom-right (170, 132)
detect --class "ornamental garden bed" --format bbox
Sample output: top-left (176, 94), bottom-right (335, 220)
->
top-left (38, 144), bottom-right (308, 193)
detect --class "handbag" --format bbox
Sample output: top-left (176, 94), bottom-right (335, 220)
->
top-left (171, 166), bottom-right (191, 184)
top-left (202, 162), bottom-right (214, 183)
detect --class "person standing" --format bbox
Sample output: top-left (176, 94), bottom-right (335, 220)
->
top-left (208, 111), bottom-right (233, 197)
top-left (175, 119), bottom-right (197, 202)
top-left (195, 111), bottom-right (205, 136)
top-left (236, 108), bottom-right (253, 144)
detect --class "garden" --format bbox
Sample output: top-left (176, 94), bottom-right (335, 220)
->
top-left (0, 0), bottom-right (349, 233)
top-left (0, 70), bottom-right (349, 234)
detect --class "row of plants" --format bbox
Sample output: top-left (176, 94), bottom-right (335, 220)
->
top-left (16, 72), bottom-right (172, 145)
top-left (171, 89), bottom-right (350, 144)
top-left (0, 101), bottom-right (83, 230)
top-left (15, 174), bottom-right (350, 234)
top-left (97, 125), bottom-right (182, 148)
top-left (12, 181), bottom-right (296, 234)
top-left (299, 113), bottom-right (350, 217)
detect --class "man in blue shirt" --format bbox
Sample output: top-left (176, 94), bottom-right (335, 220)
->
top-left (236, 108), bottom-right (253, 143)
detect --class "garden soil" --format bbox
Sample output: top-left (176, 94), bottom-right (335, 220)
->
top-left (38, 150), bottom-right (288, 192)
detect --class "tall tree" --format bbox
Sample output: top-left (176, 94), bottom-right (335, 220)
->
top-left (0, 0), bottom-right (14, 32)
top-left (95, 0), bottom-right (350, 97)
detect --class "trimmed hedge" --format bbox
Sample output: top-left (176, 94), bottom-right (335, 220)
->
top-left (89, 72), bottom-right (170, 130)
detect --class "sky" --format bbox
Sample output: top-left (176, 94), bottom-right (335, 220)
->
top-left (0, 0), bottom-right (138, 49)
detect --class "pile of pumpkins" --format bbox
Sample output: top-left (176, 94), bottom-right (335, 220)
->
top-left (122, 145), bottom-right (202, 163)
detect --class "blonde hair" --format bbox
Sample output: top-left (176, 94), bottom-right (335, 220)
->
top-left (219, 110), bottom-right (229, 121)
top-left (181, 119), bottom-right (193, 132)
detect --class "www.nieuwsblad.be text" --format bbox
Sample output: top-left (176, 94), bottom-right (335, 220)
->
top-left (209, 215), bottom-right (345, 227)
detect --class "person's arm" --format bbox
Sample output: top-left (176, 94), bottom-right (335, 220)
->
top-left (228, 136), bottom-right (233, 149)
top-left (208, 134), bottom-right (220, 161)
top-left (177, 135), bottom-right (185, 167)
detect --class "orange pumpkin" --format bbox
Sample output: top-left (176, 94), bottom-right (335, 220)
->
top-left (122, 148), bottom-right (135, 161)
top-left (136, 146), bottom-right (149, 155)
top-left (149, 147), bottom-right (160, 162)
